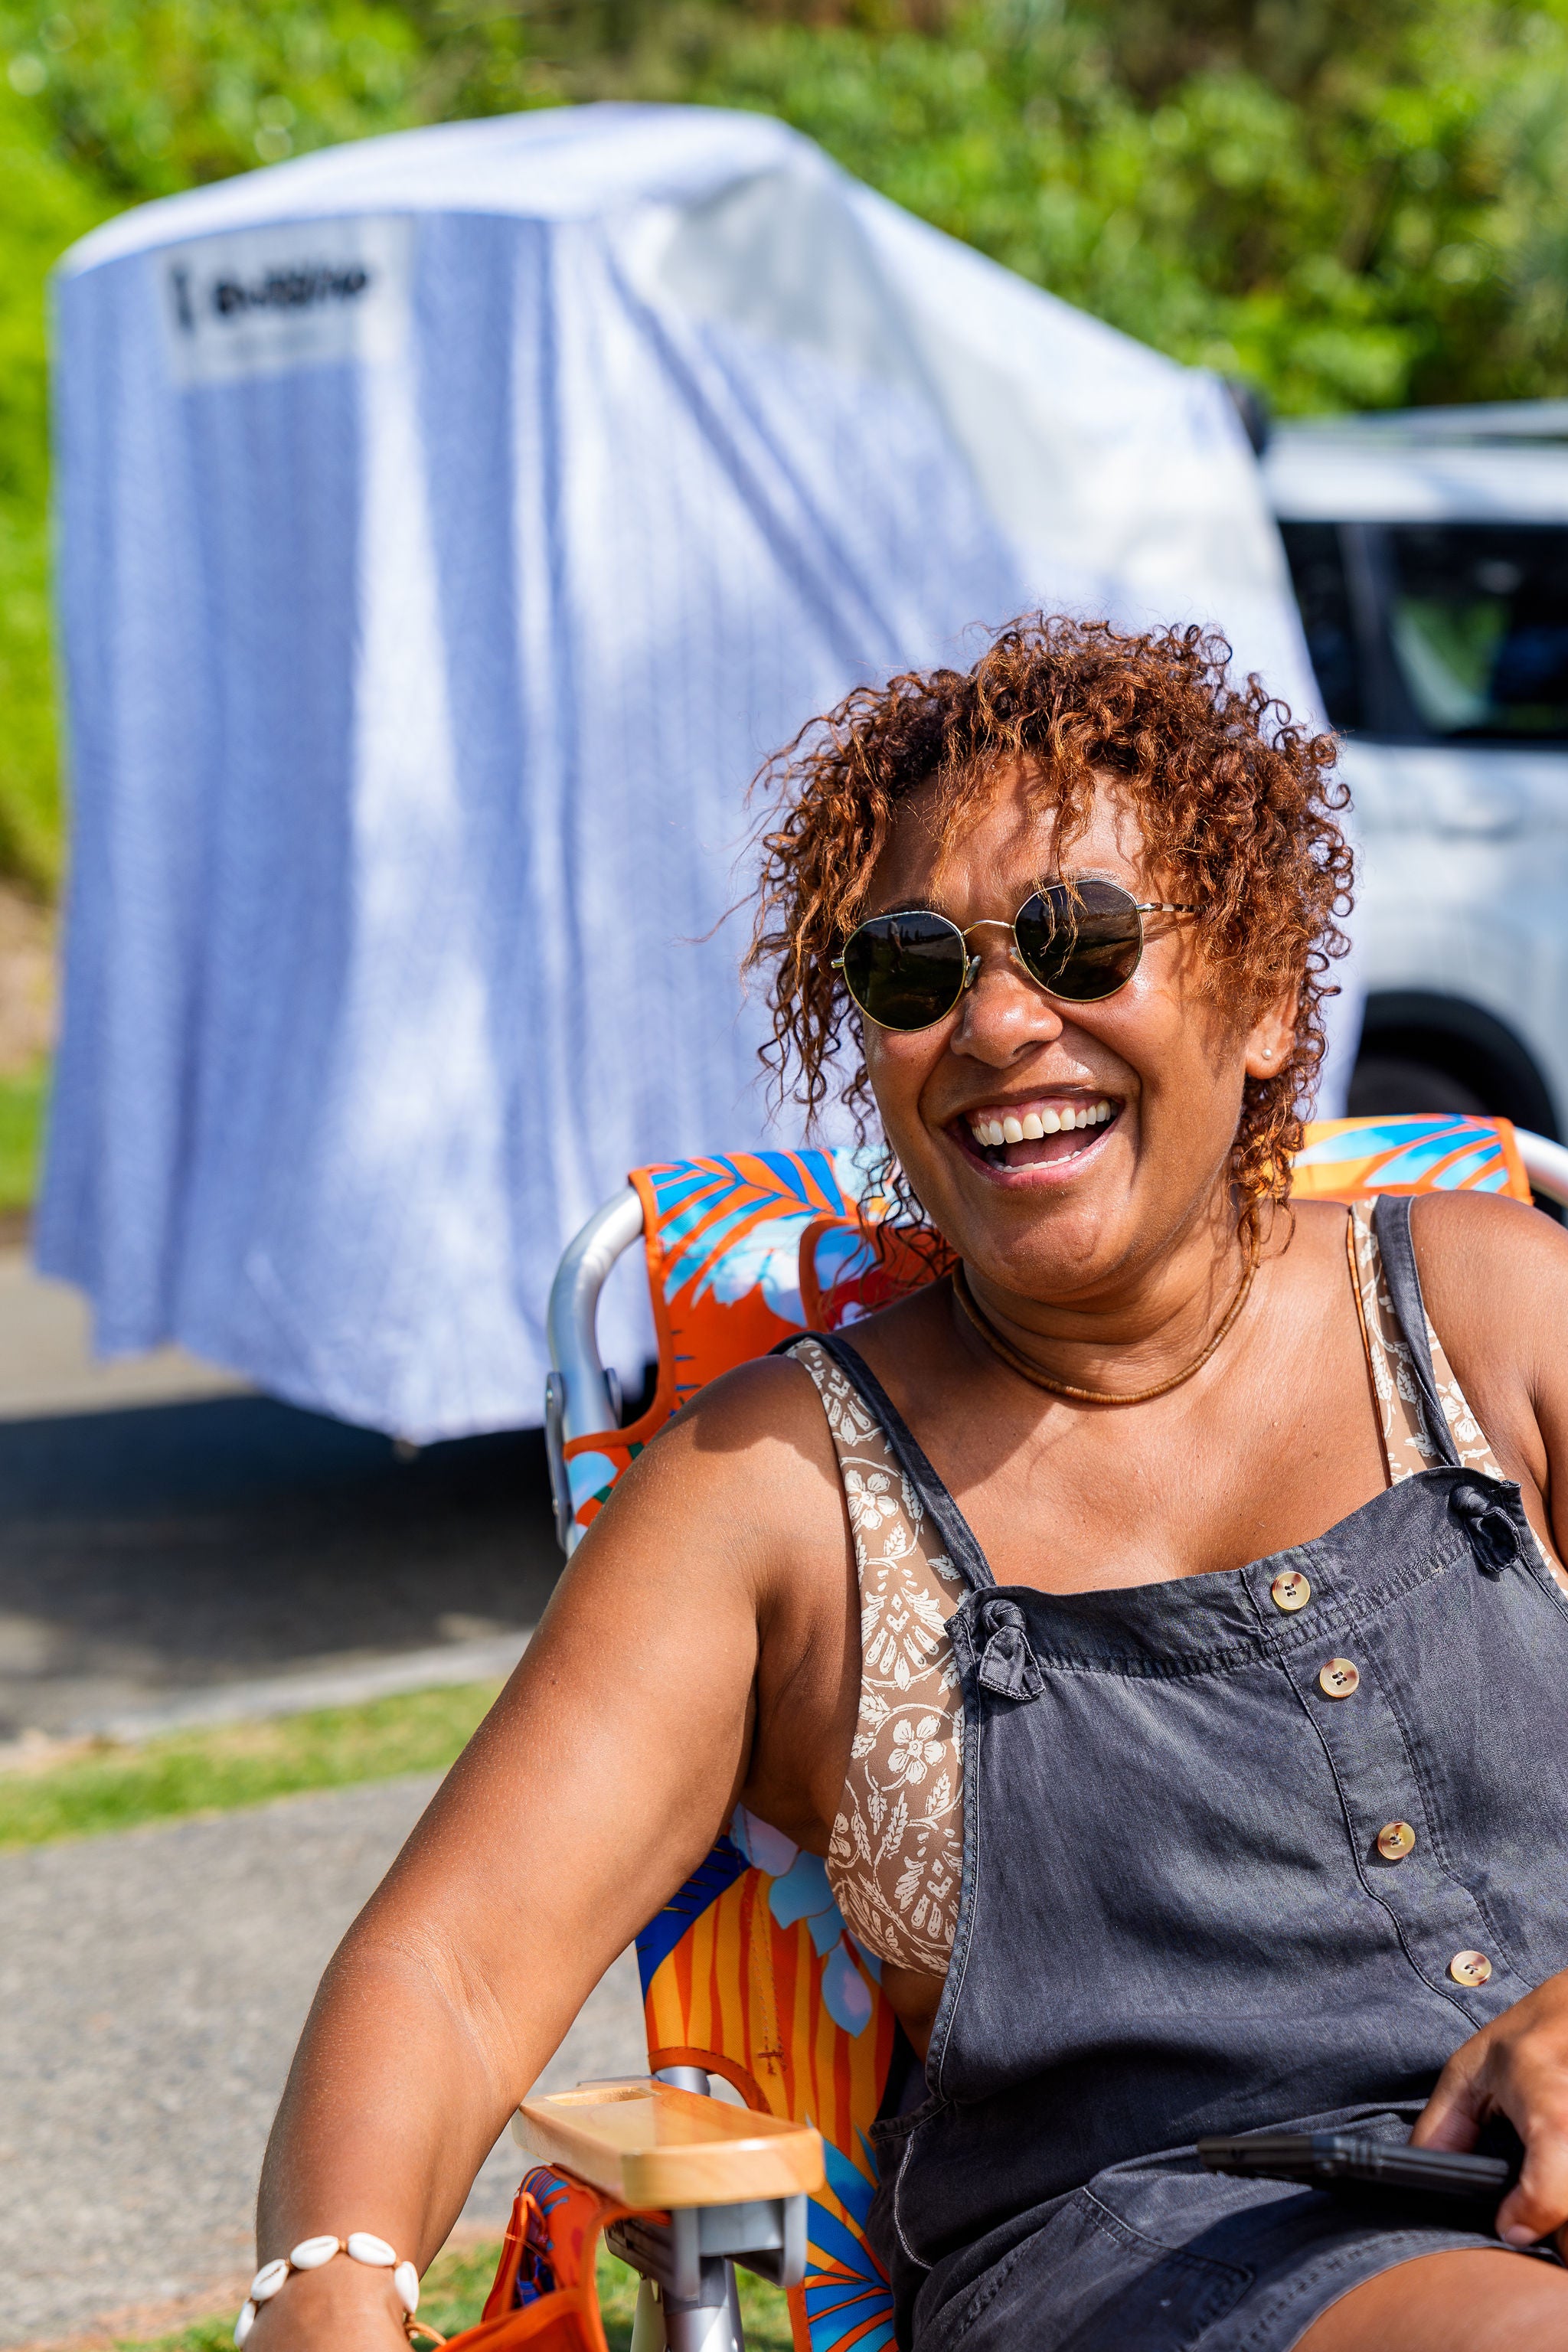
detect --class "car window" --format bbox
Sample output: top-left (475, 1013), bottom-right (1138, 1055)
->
top-left (1279, 522), bottom-right (1364, 732)
top-left (1385, 523), bottom-right (1568, 741)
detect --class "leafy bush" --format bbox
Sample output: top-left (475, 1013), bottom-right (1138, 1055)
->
top-left (0, 1057), bottom-right (46, 1209)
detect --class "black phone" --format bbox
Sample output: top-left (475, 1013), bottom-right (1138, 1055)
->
top-left (1197, 2130), bottom-right (1517, 2220)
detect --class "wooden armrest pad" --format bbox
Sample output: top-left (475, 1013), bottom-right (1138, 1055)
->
top-left (514, 2077), bottom-right (825, 2207)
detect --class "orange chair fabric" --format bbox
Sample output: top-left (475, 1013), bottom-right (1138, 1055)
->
top-left (441, 2169), bottom-right (627, 2350)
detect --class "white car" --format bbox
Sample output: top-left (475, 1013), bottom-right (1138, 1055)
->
top-left (1264, 403), bottom-right (1568, 1135)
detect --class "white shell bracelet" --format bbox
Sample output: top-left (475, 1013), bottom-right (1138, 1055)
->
top-left (234, 2234), bottom-right (420, 2344)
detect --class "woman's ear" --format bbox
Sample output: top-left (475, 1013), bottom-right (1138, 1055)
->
top-left (1244, 988), bottom-right (1298, 1083)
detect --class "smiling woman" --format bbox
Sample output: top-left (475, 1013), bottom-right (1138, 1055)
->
top-left (252, 615), bottom-right (1568, 2352)
top-left (750, 613), bottom-right (1351, 1246)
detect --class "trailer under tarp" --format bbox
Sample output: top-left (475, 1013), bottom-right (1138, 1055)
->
top-left (41, 103), bottom-right (1331, 1438)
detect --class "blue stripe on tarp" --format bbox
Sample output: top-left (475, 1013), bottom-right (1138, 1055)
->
top-left (635, 1836), bottom-right (750, 1994)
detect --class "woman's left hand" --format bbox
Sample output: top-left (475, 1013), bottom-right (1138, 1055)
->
top-left (1412, 1967), bottom-right (1568, 2249)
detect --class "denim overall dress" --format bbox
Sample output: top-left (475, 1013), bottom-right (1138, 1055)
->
top-left (815, 1197), bottom-right (1568, 2350)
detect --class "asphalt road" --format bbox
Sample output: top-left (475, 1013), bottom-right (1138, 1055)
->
top-left (0, 1251), bottom-right (570, 1741)
top-left (0, 1774), bottom-right (645, 2348)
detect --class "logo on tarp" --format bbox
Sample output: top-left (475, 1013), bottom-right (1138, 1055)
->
top-left (158, 215), bottom-right (413, 385)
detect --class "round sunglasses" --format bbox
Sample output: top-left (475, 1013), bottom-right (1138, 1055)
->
top-left (831, 879), bottom-right (1194, 1032)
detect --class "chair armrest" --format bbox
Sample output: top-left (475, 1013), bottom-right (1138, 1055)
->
top-left (513, 2076), bottom-right (825, 2207)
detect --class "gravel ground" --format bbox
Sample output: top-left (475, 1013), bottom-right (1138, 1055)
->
top-left (0, 1775), bottom-right (645, 2347)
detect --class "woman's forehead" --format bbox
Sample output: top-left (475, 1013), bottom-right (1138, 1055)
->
top-left (872, 767), bottom-right (1148, 902)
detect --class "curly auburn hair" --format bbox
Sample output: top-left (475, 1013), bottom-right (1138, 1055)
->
top-left (746, 613), bottom-right (1352, 1240)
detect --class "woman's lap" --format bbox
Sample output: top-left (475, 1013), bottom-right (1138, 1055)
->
top-left (903, 2147), bottom-right (1563, 2352)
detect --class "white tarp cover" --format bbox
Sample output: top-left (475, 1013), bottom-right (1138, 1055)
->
top-left (41, 103), bottom-right (1331, 1439)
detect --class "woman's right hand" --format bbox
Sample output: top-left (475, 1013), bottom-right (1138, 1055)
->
top-left (246, 2258), bottom-right (412, 2352)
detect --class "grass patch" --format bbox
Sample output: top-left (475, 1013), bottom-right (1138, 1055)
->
top-left (0, 1680), bottom-right (501, 1849)
top-left (109, 2239), bottom-right (793, 2349)
top-left (0, 1054), bottom-right (44, 1210)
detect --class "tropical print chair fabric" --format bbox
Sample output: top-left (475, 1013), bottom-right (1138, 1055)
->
top-left (475, 1115), bottom-right (1534, 2352)
top-left (562, 1116), bottom-right (1534, 1544)
top-left (560, 1148), bottom-right (908, 1544)
top-left (640, 1805), bottom-right (897, 2351)
top-left (1290, 1114), bottom-right (1530, 1204)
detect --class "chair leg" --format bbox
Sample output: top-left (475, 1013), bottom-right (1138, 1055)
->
top-left (625, 2255), bottom-right (744, 2351)
top-left (661, 2256), bottom-right (741, 2352)
top-left (630, 2073), bottom-right (746, 2350)
top-left (630, 2275), bottom-right (666, 2351)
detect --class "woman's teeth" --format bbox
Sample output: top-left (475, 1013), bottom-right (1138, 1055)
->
top-left (968, 1101), bottom-right (1113, 1149)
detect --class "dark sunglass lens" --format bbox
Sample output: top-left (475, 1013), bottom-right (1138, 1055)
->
top-left (841, 911), bottom-right (969, 1029)
top-left (1015, 880), bottom-right (1144, 1001)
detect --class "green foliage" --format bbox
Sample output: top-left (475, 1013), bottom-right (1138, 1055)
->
top-left (0, 1), bottom-right (544, 200)
top-left (0, 77), bottom-right (106, 884)
top-left (0, 1056), bottom-right (46, 1208)
top-left (0, 1678), bottom-right (501, 1847)
top-left (3, 1), bottom-right (1568, 889)
top-left (661, 0), bottom-right (1568, 415)
top-left (0, 1), bottom-right (555, 890)
top-left (109, 2239), bottom-right (792, 2350)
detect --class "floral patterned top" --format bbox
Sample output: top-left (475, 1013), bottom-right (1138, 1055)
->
top-left (789, 1200), bottom-right (1520, 1981)
top-left (789, 1334), bottom-right (967, 1978)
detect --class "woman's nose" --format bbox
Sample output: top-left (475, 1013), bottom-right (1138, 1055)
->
top-left (950, 947), bottom-right (1064, 1061)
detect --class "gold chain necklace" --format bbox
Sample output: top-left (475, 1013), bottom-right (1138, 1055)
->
top-left (950, 1238), bottom-right (1259, 1406)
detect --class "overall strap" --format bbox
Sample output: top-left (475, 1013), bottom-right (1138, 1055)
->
top-left (779, 1325), bottom-right (995, 1592)
top-left (1370, 1194), bottom-right (1462, 1471)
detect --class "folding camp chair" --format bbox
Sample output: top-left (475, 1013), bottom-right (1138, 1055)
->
top-left (448, 1116), bottom-right (1568, 2352)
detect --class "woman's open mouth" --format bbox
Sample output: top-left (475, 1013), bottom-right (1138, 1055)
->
top-left (954, 1095), bottom-right (1121, 1174)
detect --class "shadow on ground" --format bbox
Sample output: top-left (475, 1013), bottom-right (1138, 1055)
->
top-left (0, 1396), bottom-right (562, 1737)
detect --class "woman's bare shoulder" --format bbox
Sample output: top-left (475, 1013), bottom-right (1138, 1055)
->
top-left (1410, 1190), bottom-right (1568, 1326)
top-left (1409, 1192), bottom-right (1568, 1462)
top-left (578, 1348), bottom-right (848, 1566)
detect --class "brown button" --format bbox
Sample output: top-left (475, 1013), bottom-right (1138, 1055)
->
top-left (1318, 1657), bottom-right (1361, 1698)
top-left (1449, 1949), bottom-right (1492, 1988)
top-left (1377, 1820), bottom-right (1416, 1861)
top-left (1271, 1570), bottom-right (1312, 1613)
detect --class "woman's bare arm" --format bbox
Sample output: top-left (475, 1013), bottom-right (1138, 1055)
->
top-left (250, 1357), bottom-right (851, 2348)
top-left (1413, 1191), bottom-right (1568, 1566)
top-left (1405, 1194), bottom-right (1568, 2246)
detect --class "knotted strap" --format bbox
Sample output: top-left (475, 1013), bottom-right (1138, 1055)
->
top-left (975, 1597), bottom-right (1045, 1701)
top-left (1449, 1481), bottom-right (1523, 1577)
